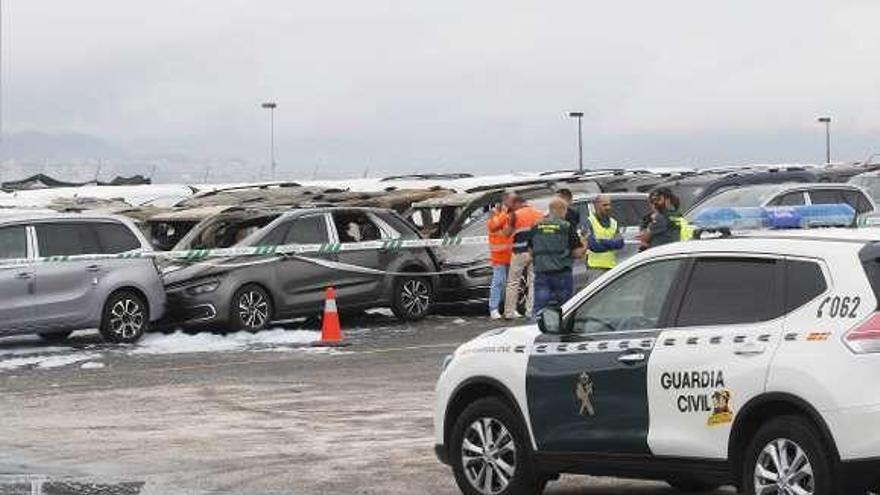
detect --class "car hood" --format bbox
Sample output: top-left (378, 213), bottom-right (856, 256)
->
top-left (455, 324), bottom-right (540, 356)
top-left (162, 258), bottom-right (237, 286)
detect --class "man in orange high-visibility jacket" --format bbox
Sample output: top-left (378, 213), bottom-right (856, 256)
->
top-left (503, 195), bottom-right (544, 319)
top-left (487, 192), bottom-right (515, 319)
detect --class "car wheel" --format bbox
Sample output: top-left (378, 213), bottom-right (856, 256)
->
top-left (665, 476), bottom-right (721, 493)
top-left (391, 276), bottom-right (433, 321)
top-left (37, 331), bottom-right (73, 343)
top-left (99, 291), bottom-right (148, 344)
top-left (743, 415), bottom-right (834, 495)
top-left (230, 284), bottom-right (273, 331)
top-left (450, 397), bottom-right (544, 495)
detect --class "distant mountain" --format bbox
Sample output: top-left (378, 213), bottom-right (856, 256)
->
top-left (0, 131), bottom-right (127, 160)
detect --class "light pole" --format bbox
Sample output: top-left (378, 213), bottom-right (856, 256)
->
top-left (818, 116), bottom-right (832, 164)
top-left (261, 102), bottom-right (277, 179)
top-left (568, 112), bottom-right (584, 172)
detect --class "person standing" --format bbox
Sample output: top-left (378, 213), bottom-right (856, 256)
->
top-left (642, 187), bottom-right (692, 248)
top-left (556, 188), bottom-right (582, 232)
top-left (503, 196), bottom-right (543, 319)
top-left (530, 198), bottom-right (585, 316)
top-left (486, 192), bottom-right (515, 320)
top-left (584, 195), bottom-right (624, 285)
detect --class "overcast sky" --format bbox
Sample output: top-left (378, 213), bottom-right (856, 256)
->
top-left (4, 0), bottom-right (880, 176)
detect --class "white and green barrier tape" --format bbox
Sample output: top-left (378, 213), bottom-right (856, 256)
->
top-left (0, 235), bottom-right (484, 268)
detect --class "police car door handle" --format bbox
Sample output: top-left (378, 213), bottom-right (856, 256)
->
top-left (617, 352), bottom-right (647, 364)
top-left (734, 344), bottom-right (766, 357)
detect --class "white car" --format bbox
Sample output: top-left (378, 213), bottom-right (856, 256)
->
top-left (434, 228), bottom-right (880, 495)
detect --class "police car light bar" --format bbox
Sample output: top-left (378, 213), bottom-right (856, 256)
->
top-left (691, 204), bottom-right (856, 232)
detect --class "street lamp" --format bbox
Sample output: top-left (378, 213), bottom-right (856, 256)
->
top-left (261, 102), bottom-right (278, 179)
top-left (818, 116), bottom-right (832, 164)
top-left (568, 112), bottom-right (584, 173)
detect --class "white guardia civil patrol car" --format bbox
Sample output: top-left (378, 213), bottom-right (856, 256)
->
top-left (435, 224), bottom-right (880, 495)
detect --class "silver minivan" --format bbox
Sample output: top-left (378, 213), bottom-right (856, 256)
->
top-left (0, 213), bottom-right (166, 343)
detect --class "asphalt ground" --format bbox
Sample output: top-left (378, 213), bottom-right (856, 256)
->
top-left (0, 305), bottom-right (733, 495)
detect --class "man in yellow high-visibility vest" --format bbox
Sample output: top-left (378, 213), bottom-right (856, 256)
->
top-left (584, 195), bottom-right (624, 286)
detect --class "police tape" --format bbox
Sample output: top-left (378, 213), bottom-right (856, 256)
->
top-left (0, 235), bottom-right (490, 268)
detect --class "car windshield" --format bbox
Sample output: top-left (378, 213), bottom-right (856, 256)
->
top-left (687, 186), bottom-right (779, 218)
top-left (850, 176), bottom-right (880, 203)
top-left (182, 215), bottom-right (281, 250)
top-left (669, 184), bottom-right (706, 211)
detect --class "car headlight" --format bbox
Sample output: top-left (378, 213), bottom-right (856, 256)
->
top-left (186, 280), bottom-right (221, 295)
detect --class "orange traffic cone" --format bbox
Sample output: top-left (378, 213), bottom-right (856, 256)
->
top-left (313, 287), bottom-right (348, 347)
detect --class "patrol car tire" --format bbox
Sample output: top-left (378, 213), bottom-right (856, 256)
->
top-left (450, 397), bottom-right (545, 495)
top-left (742, 415), bottom-right (835, 495)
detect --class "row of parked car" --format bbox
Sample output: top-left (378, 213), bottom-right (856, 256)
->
top-left (2, 161), bottom-right (880, 344)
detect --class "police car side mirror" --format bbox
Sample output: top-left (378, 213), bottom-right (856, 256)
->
top-left (537, 306), bottom-right (566, 335)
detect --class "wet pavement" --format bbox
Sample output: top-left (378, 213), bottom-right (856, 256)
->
top-left (0, 305), bottom-right (733, 495)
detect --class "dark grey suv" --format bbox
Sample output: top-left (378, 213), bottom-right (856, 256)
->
top-left (0, 213), bottom-right (166, 343)
top-left (162, 207), bottom-right (441, 330)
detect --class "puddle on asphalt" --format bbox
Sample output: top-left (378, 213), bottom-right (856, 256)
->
top-left (0, 478), bottom-right (143, 495)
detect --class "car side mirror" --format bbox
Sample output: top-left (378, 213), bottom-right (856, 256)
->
top-left (537, 306), bottom-right (567, 335)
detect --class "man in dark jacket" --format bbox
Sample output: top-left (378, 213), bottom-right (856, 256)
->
top-left (643, 188), bottom-right (685, 248)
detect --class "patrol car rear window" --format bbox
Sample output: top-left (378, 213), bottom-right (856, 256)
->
top-left (676, 258), bottom-right (780, 327)
top-left (785, 260), bottom-right (827, 313)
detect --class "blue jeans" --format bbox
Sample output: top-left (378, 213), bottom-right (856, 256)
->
top-left (489, 265), bottom-right (508, 312)
top-left (533, 269), bottom-right (574, 316)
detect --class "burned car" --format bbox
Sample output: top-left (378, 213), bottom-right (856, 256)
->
top-left (162, 207), bottom-right (441, 329)
top-left (146, 183), bottom-right (452, 250)
top-left (433, 192), bottom-right (649, 308)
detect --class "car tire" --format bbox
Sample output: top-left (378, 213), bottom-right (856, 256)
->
top-left (450, 397), bottom-right (545, 495)
top-left (742, 415), bottom-right (835, 495)
top-left (391, 276), bottom-right (433, 321)
top-left (665, 476), bottom-right (721, 493)
top-left (230, 284), bottom-right (273, 331)
top-left (37, 331), bottom-right (73, 344)
top-left (99, 290), bottom-right (148, 344)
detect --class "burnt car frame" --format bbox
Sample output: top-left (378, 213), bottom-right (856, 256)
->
top-left (162, 207), bottom-right (441, 330)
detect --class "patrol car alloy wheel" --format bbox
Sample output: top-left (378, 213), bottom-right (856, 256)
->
top-left (754, 438), bottom-right (814, 495)
top-left (450, 397), bottom-right (544, 495)
top-left (743, 416), bottom-right (834, 495)
top-left (461, 418), bottom-right (517, 495)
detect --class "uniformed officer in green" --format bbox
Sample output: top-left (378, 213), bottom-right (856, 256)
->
top-left (529, 198), bottom-right (585, 316)
top-left (584, 194), bottom-right (624, 285)
top-left (642, 187), bottom-right (693, 249)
